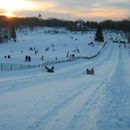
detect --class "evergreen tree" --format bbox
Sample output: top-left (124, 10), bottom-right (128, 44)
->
top-left (0, 36), bottom-right (2, 43)
top-left (94, 25), bottom-right (104, 42)
top-left (10, 26), bottom-right (16, 42)
top-left (128, 36), bottom-right (130, 43)
top-left (0, 32), bottom-right (2, 43)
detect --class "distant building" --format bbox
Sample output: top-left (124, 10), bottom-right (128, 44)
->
top-left (69, 21), bottom-right (88, 31)
top-left (0, 28), bottom-right (10, 43)
top-left (68, 21), bottom-right (96, 32)
top-left (75, 22), bottom-right (86, 31)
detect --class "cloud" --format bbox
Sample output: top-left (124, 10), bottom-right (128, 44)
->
top-left (42, 0), bottom-right (130, 20)
top-left (0, 0), bottom-right (56, 16)
top-left (0, 0), bottom-right (129, 20)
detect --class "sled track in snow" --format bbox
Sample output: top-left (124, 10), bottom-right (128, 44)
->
top-left (26, 44), bottom-right (119, 130)
top-left (0, 44), bottom-right (124, 130)
top-left (95, 47), bottom-right (130, 130)
top-left (27, 80), bottom-right (103, 130)
top-left (66, 81), bottom-right (107, 130)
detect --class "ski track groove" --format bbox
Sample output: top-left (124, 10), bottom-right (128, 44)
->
top-left (47, 81), bottom-right (107, 130)
top-left (95, 47), bottom-right (130, 130)
top-left (66, 44), bottom-right (118, 130)
top-left (0, 42), bottom-right (120, 130)
top-left (66, 81), bottom-right (107, 130)
top-left (27, 81), bottom-right (101, 130)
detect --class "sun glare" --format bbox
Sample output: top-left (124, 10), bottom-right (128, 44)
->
top-left (0, 0), bottom-right (56, 17)
top-left (0, 0), bottom-right (36, 11)
top-left (0, 0), bottom-right (36, 17)
top-left (4, 12), bottom-right (15, 17)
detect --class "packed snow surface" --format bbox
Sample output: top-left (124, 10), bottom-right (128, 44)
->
top-left (0, 28), bottom-right (130, 130)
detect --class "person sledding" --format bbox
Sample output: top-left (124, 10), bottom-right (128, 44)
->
top-left (45, 66), bottom-right (54, 73)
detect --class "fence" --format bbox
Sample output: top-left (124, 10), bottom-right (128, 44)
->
top-left (0, 42), bottom-right (107, 72)
top-left (0, 63), bottom-right (38, 71)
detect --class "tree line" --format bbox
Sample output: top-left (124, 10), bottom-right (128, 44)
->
top-left (0, 15), bottom-right (130, 32)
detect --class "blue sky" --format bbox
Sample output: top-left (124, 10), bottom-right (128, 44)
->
top-left (0, 0), bottom-right (130, 21)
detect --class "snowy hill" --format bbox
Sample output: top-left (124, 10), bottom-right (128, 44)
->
top-left (0, 28), bottom-right (104, 65)
top-left (0, 28), bottom-right (130, 130)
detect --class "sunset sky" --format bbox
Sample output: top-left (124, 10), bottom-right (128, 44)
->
top-left (0, 0), bottom-right (130, 21)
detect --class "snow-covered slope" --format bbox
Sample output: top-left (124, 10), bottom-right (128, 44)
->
top-left (0, 28), bottom-right (130, 130)
top-left (0, 28), bottom-right (103, 65)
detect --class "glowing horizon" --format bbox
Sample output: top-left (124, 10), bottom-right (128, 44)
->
top-left (0, 0), bottom-right (129, 21)
top-left (0, 0), bottom-right (35, 17)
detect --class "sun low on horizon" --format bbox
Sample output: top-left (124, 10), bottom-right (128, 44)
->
top-left (0, 0), bottom-right (56, 17)
top-left (0, 0), bottom-right (36, 17)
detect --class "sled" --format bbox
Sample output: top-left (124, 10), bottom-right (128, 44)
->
top-left (45, 66), bottom-right (54, 73)
top-left (86, 68), bottom-right (94, 75)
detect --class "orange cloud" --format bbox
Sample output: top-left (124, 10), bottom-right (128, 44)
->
top-left (71, 8), bottom-right (128, 20)
top-left (33, 1), bottom-right (56, 11)
top-left (0, 0), bottom-right (56, 17)
top-left (47, 9), bottom-right (69, 14)
top-left (0, 0), bottom-right (129, 20)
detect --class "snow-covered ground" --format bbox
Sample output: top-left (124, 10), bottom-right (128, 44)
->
top-left (0, 28), bottom-right (130, 130)
top-left (0, 27), bottom-right (103, 65)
